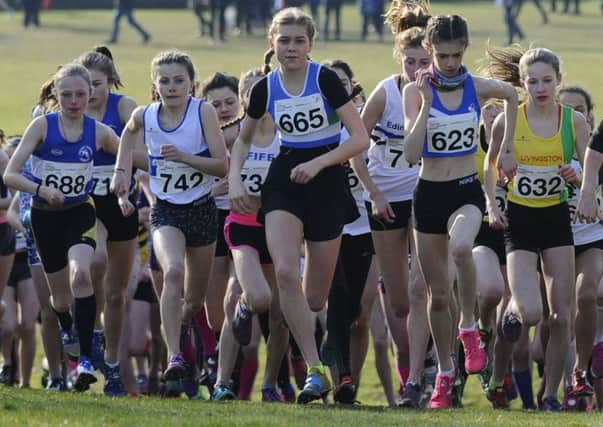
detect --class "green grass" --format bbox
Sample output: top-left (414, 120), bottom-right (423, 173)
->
top-left (2, 1), bottom-right (603, 424)
top-left (2, 1), bottom-right (603, 134)
top-left (1, 386), bottom-right (603, 427)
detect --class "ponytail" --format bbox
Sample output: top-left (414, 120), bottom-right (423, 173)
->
top-left (263, 48), bottom-right (275, 75)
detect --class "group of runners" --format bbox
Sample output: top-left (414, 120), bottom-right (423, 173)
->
top-left (1, 0), bottom-right (603, 412)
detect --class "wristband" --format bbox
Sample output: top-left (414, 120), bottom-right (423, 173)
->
top-left (35, 183), bottom-right (41, 197)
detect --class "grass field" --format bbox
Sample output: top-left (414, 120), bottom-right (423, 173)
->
top-left (2, 1), bottom-right (603, 425)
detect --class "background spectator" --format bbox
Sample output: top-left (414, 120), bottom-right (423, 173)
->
top-left (324, 0), bottom-right (343, 41)
top-left (108, 0), bottom-right (151, 44)
top-left (22, 0), bottom-right (41, 28)
top-left (360, 0), bottom-right (384, 42)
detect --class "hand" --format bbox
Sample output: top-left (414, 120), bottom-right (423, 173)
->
top-left (497, 148), bottom-right (517, 181)
top-left (290, 158), bottom-right (324, 184)
top-left (228, 176), bottom-right (253, 214)
top-left (370, 190), bottom-right (395, 224)
top-left (487, 203), bottom-right (508, 230)
top-left (39, 185), bottom-right (64, 207)
top-left (110, 171), bottom-right (129, 198)
top-left (160, 144), bottom-right (186, 162)
top-left (558, 164), bottom-right (578, 186)
top-left (414, 68), bottom-right (433, 104)
top-left (118, 195), bottom-right (135, 217)
top-left (574, 191), bottom-right (598, 224)
top-left (211, 177), bottom-right (229, 197)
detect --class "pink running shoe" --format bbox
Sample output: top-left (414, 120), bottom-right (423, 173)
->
top-left (429, 372), bottom-right (454, 409)
top-left (458, 328), bottom-right (488, 374)
top-left (591, 342), bottom-right (603, 378)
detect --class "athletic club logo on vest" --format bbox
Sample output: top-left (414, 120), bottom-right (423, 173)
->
top-left (79, 146), bottom-right (93, 162)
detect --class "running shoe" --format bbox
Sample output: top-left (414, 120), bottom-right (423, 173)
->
top-left (0, 365), bottom-right (14, 386)
top-left (591, 342), bottom-right (603, 378)
top-left (486, 385), bottom-right (510, 409)
top-left (563, 386), bottom-right (578, 411)
top-left (428, 373), bottom-right (454, 409)
top-left (503, 373), bottom-right (518, 401)
top-left (262, 385), bottom-right (283, 402)
top-left (501, 310), bottom-right (522, 343)
top-left (103, 363), bottom-right (126, 397)
top-left (182, 363), bottom-right (199, 399)
top-left (46, 377), bottom-right (67, 392)
top-left (137, 374), bottom-right (149, 395)
top-left (91, 330), bottom-right (105, 371)
top-left (399, 382), bottom-right (422, 409)
top-left (212, 383), bottom-right (236, 401)
top-left (541, 396), bottom-right (562, 412)
top-left (163, 353), bottom-right (186, 381)
top-left (74, 356), bottom-right (97, 392)
top-left (232, 300), bottom-right (253, 346)
top-left (163, 379), bottom-right (183, 398)
top-left (297, 366), bottom-right (331, 404)
top-left (333, 376), bottom-right (356, 405)
top-left (280, 382), bottom-right (296, 403)
top-left (458, 328), bottom-right (488, 374)
top-left (572, 369), bottom-right (594, 397)
top-left (182, 379), bottom-right (199, 399)
top-left (60, 327), bottom-right (80, 358)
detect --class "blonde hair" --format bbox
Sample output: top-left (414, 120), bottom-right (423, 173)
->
top-left (54, 63), bottom-right (92, 89)
top-left (480, 44), bottom-right (561, 86)
top-left (263, 8), bottom-right (316, 75)
top-left (150, 50), bottom-right (196, 101)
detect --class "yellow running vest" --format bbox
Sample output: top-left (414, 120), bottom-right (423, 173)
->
top-left (507, 104), bottom-right (575, 208)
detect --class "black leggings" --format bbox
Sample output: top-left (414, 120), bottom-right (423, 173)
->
top-left (326, 233), bottom-right (373, 377)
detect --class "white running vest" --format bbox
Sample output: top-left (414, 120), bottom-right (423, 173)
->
top-left (144, 97), bottom-right (212, 204)
top-left (366, 75), bottom-right (418, 203)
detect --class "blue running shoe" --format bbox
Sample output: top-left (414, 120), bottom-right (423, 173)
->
top-left (137, 374), bottom-right (149, 395)
top-left (60, 327), bottom-right (80, 358)
top-left (103, 363), bottom-right (126, 397)
top-left (262, 385), bottom-right (283, 402)
top-left (541, 396), bottom-right (562, 412)
top-left (91, 330), bottom-right (105, 371)
top-left (212, 383), bottom-right (236, 401)
top-left (232, 300), bottom-right (253, 346)
top-left (298, 366), bottom-right (331, 404)
top-left (280, 382), bottom-right (296, 403)
top-left (74, 356), bottom-right (97, 392)
top-left (163, 353), bottom-right (186, 381)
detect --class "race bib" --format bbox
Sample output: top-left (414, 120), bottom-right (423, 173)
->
top-left (345, 167), bottom-right (363, 199)
top-left (91, 165), bottom-right (114, 196)
top-left (495, 185), bottom-right (508, 212)
top-left (153, 160), bottom-right (206, 194)
top-left (41, 161), bottom-right (91, 197)
top-left (513, 165), bottom-right (564, 199)
top-left (274, 94), bottom-right (328, 137)
top-left (384, 137), bottom-right (413, 170)
top-left (241, 160), bottom-right (269, 195)
top-left (426, 112), bottom-right (478, 154)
